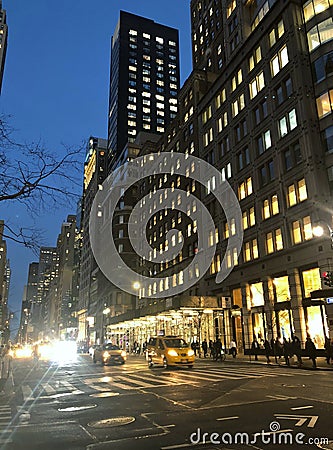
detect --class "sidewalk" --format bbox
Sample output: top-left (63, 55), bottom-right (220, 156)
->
top-left (194, 352), bottom-right (333, 371)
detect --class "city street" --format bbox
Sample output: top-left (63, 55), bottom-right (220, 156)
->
top-left (0, 354), bottom-right (332, 450)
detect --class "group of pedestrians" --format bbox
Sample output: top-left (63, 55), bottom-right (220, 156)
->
top-left (251, 334), bottom-right (319, 368)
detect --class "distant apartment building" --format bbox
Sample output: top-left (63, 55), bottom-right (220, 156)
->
top-left (78, 137), bottom-right (107, 343)
top-left (107, 11), bottom-right (180, 166)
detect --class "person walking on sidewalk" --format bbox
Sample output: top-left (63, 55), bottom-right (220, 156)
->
top-left (292, 335), bottom-right (302, 367)
top-left (263, 339), bottom-right (271, 363)
top-left (202, 339), bottom-right (208, 358)
top-left (324, 336), bottom-right (331, 365)
top-left (251, 337), bottom-right (260, 361)
top-left (229, 339), bottom-right (237, 358)
top-left (305, 335), bottom-right (317, 369)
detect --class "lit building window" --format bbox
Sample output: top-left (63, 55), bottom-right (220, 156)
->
top-left (266, 228), bottom-right (284, 254)
top-left (271, 45), bottom-right (289, 77)
top-left (287, 178), bottom-right (307, 206)
top-left (249, 46), bottom-right (262, 72)
top-left (278, 108), bottom-right (298, 137)
top-left (303, 0), bottom-right (333, 23)
top-left (316, 89), bottom-right (333, 118)
top-left (307, 17), bottom-right (333, 51)
top-left (249, 71), bottom-right (265, 99)
top-left (292, 216), bottom-right (313, 244)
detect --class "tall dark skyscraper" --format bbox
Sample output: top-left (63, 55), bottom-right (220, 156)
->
top-left (107, 11), bottom-right (180, 166)
top-left (0, 1), bottom-right (7, 93)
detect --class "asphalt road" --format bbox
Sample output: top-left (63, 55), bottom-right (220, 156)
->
top-left (1, 354), bottom-right (332, 450)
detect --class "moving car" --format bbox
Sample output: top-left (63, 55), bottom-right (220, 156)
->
top-left (146, 336), bottom-right (195, 369)
top-left (93, 343), bottom-right (126, 365)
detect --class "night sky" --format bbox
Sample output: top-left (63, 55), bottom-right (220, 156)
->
top-left (0, 0), bottom-right (192, 332)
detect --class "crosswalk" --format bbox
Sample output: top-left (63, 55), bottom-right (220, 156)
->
top-left (19, 364), bottom-right (308, 401)
top-left (0, 404), bottom-right (12, 445)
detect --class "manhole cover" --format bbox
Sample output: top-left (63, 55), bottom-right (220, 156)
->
top-left (317, 441), bottom-right (333, 449)
top-left (88, 416), bottom-right (135, 428)
top-left (58, 404), bottom-right (97, 412)
top-left (90, 392), bottom-right (120, 398)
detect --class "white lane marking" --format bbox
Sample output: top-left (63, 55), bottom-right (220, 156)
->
top-left (216, 415), bottom-right (239, 421)
top-left (291, 405), bottom-right (313, 410)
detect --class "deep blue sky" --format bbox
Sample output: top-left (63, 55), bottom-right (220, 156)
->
top-left (0, 0), bottom-right (192, 331)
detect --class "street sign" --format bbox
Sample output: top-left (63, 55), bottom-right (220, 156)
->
top-left (327, 297), bottom-right (333, 304)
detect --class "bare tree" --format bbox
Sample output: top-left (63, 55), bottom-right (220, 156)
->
top-left (0, 114), bottom-right (84, 251)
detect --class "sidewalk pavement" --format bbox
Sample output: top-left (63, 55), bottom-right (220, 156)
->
top-left (129, 351), bottom-right (333, 371)
top-left (193, 352), bottom-right (333, 371)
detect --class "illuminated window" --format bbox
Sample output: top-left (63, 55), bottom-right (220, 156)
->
top-left (302, 267), bottom-right (321, 297)
top-left (278, 109), bottom-right (298, 137)
top-left (249, 46), bottom-right (262, 72)
top-left (232, 94), bottom-right (245, 117)
top-left (249, 71), bottom-right (265, 99)
top-left (316, 89), bottom-right (333, 118)
top-left (266, 228), bottom-right (283, 254)
top-left (249, 282), bottom-right (264, 307)
top-left (287, 178), bottom-right (307, 206)
top-left (303, 0), bottom-right (333, 23)
top-left (227, 0), bottom-right (236, 17)
top-left (273, 276), bottom-right (290, 302)
top-left (238, 177), bottom-right (253, 200)
top-left (292, 216), bottom-right (313, 244)
top-left (269, 19), bottom-right (285, 47)
top-left (216, 88), bottom-right (226, 108)
top-left (271, 45), bottom-right (289, 77)
top-left (307, 17), bottom-right (333, 51)
top-left (244, 239), bottom-right (259, 262)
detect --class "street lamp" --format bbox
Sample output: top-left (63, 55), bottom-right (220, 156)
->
top-left (313, 223), bottom-right (333, 247)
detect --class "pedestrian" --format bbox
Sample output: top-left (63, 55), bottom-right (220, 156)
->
top-left (202, 339), bottom-right (208, 358)
top-left (251, 337), bottom-right (260, 361)
top-left (209, 340), bottom-right (213, 358)
top-left (214, 338), bottom-right (223, 361)
top-left (275, 336), bottom-right (284, 364)
top-left (283, 338), bottom-right (292, 366)
top-left (191, 341), bottom-right (197, 356)
top-left (292, 335), bottom-right (302, 367)
top-left (324, 336), bottom-right (331, 365)
top-left (305, 335), bottom-right (317, 369)
top-left (263, 339), bottom-right (271, 363)
top-left (32, 343), bottom-right (40, 369)
top-left (229, 339), bottom-right (237, 358)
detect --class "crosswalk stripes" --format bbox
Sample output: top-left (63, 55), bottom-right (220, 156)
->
top-left (0, 404), bottom-right (12, 445)
top-left (20, 364), bottom-right (308, 400)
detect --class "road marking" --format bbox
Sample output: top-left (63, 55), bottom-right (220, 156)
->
top-left (274, 414), bottom-right (318, 428)
top-left (22, 384), bottom-right (33, 400)
top-left (41, 383), bottom-right (56, 394)
top-left (216, 415), bottom-right (239, 421)
top-left (267, 395), bottom-right (296, 400)
top-left (291, 405), bottom-right (313, 410)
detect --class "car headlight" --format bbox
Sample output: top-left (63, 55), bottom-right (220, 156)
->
top-left (103, 351), bottom-right (110, 359)
top-left (188, 349), bottom-right (195, 356)
top-left (167, 349), bottom-right (178, 357)
top-left (121, 351), bottom-right (127, 358)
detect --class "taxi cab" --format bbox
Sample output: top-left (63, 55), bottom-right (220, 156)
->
top-left (146, 336), bottom-right (195, 369)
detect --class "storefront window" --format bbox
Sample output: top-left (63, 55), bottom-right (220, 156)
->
top-left (306, 305), bottom-right (329, 349)
top-left (252, 312), bottom-right (266, 340)
top-left (249, 282), bottom-right (264, 307)
top-left (302, 268), bottom-right (321, 297)
top-left (273, 276), bottom-right (290, 302)
top-left (278, 310), bottom-right (294, 340)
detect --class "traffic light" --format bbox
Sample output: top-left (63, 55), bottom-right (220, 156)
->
top-left (322, 271), bottom-right (333, 287)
